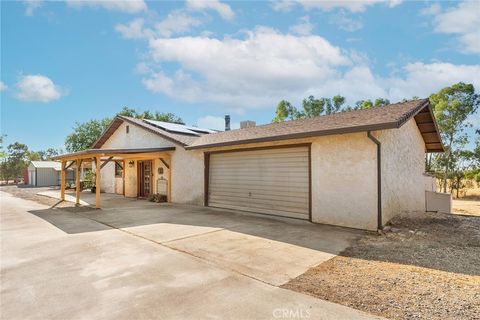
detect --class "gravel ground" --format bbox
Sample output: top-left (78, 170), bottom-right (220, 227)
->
top-left (283, 212), bottom-right (480, 320)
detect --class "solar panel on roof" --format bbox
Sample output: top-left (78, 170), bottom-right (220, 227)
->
top-left (143, 119), bottom-right (199, 135)
top-left (185, 126), bottom-right (216, 134)
top-left (143, 119), bottom-right (216, 135)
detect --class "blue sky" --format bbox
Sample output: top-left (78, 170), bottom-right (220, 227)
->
top-left (1, 0), bottom-right (479, 151)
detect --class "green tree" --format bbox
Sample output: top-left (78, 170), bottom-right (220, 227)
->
top-left (429, 82), bottom-right (479, 192)
top-left (272, 100), bottom-right (301, 122)
top-left (272, 95), bottom-right (346, 122)
top-left (5, 142), bottom-right (30, 182)
top-left (37, 148), bottom-right (62, 160)
top-left (65, 118), bottom-right (112, 153)
top-left (117, 106), bottom-right (184, 124)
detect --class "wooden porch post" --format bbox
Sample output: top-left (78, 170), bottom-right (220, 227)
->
top-left (122, 160), bottom-right (126, 196)
top-left (95, 157), bottom-right (101, 209)
top-left (60, 160), bottom-right (66, 201)
top-left (75, 159), bottom-right (81, 205)
top-left (167, 154), bottom-right (172, 202)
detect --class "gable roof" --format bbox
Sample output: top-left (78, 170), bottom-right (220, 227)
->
top-left (92, 115), bottom-right (205, 148)
top-left (186, 99), bottom-right (444, 152)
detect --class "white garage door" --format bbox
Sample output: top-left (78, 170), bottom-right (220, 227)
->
top-left (208, 146), bottom-right (310, 219)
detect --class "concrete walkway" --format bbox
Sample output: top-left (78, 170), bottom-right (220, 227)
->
top-left (1, 191), bottom-right (382, 319)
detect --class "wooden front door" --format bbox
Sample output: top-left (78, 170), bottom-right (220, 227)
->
top-left (137, 160), bottom-right (153, 198)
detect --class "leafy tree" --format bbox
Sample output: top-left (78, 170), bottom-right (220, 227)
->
top-left (331, 95), bottom-right (346, 114)
top-left (272, 95), bottom-right (346, 122)
top-left (65, 118), bottom-right (112, 153)
top-left (273, 100), bottom-right (301, 122)
top-left (117, 106), bottom-right (184, 124)
top-left (3, 142), bottom-right (30, 182)
top-left (37, 148), bottom-right (63, 160)
top-left (374, 98), bottom-right (390, 107)
top-left (429, 82), bottom-right (479, 192)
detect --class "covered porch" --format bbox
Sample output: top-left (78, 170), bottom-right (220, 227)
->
top-left (52, 147), bottom-right (175, 209)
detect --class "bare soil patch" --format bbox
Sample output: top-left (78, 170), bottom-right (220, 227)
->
top-left (283, 212), bottom-right (480, 320)
top-left (453, 199), bottom-right (480, 217)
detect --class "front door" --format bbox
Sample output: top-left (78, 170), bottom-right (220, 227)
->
top-left (137, 160), bottom-right (152, 198)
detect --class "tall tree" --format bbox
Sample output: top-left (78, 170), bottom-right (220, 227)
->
top-left (273, 100), bottom-right (300, 122)
top-left (429, 82), bottom-right (479, 192)
top-left (272, 95), bottom-right (346, 122)
top-left (117, 106), bottom-right (184, 124)
top-left (6, 142), bottom-right (30, 182)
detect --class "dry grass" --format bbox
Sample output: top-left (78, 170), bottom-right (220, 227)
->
top-left (283, 212), bottom-right (480, 320)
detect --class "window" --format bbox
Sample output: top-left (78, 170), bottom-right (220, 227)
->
top-left (115, 162), bottom-right (123, 177)
top-left (126, 125), bottom-right (129, 134)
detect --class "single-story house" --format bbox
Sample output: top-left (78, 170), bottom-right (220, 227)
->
top-left (27, 161), bottom-right (75, 187)
top-left (53, 99), bottom-right (443, 230)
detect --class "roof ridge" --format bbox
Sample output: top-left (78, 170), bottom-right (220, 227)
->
top-left (209, 98), bottom-right (429, 136)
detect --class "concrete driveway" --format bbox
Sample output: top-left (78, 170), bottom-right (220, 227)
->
top-left (1, 191), bottom-right (379, 320)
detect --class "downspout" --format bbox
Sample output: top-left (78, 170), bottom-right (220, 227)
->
top-left (367, 131), bottom-right (382, 230)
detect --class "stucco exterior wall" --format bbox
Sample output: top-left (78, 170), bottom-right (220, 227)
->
top-left (124, 160), bottom-right (137, 197)
top-left (171, 147), bottom-right (204, 205)
top-left (377, 119), bottom-right (426, 223)
top-left (102, 121), bottom-right (175, 149)
top-left (310, 134), bottom-right (377, 230)
top-left (201, 133), bottom-right (377, 230)
top-left (100, 162), bottom-right (115, 193)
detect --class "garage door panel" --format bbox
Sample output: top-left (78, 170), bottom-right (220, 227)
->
top-left (209, 198), bottom-right (309, 215)
top-left (209, 191), bottom-right (309, 204)
top-left (209, 203), bottom-right (307, 219)
top-left (208, 146), bottom-right (310, 219)
top-left (209, 187), bottom-right (309, 197)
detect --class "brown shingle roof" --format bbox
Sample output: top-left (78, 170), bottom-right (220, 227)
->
top-left (186, 99), bottom-right (444, 152)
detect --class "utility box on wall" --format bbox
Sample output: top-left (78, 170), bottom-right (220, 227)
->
top-left (425, 191), bottom-right (452, 213)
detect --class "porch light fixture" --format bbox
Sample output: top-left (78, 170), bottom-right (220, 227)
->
top-left (128, 160), bottom-right (134, 168)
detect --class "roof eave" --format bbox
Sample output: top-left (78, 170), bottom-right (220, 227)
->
top-left (185, 121), bottom-right (399, 150)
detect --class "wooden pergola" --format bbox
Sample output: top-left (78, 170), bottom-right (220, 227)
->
top-left (52, 147), bottom-right (175, 209)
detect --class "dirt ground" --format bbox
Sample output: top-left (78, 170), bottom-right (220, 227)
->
top-left (283, 212), bottom-right (480, 320)
top-left (453, 199), bottom-right (480, 216)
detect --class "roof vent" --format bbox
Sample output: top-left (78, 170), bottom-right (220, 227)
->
top-left (240, 120), bottom-right (256, 129)
top-left (225, 115), bottom-right (230, 131)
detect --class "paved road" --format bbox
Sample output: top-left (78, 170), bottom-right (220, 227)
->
top-left (1, 191), bottom-right (382, 320)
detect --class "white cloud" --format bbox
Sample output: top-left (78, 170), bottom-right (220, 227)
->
top-left (124, 26), bottom-right (479, 112)
top-left (115, 18), bottom-right (152, 39)
top-left (329, 10), bottom-right (363, 31)
top-left (424, 1), bottom-right (480, 55)
top-left (155, 10), bottom-right (202, 38)
top-left (186, 0), bottom-right (234, 20)
top-left (142, 27), bottom-right (350, 110)
top-left (272, 0), bottom-right (402, 13)
top-left (420, 3), bottom-right (441, 16)
top-left (0, 81), bottom-right (7, 91)
top-left (115, 11), bottom-right (202, 40)
top-left (66, 0), bottom-right (147, 13)
top-left (23, 0), bottom-right (43, 16)
top-left (15, 75), bottom-right (66, 103)
top-left (196, 115), bottom-right (239, 131)
top-left (289, 16), bottom-right (314, 35)
top-left (386, 62), bottom-right (480, 101)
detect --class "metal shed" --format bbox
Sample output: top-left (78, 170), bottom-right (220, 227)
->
top-left (27, 161), bottom-right (74, 187)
